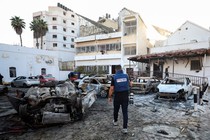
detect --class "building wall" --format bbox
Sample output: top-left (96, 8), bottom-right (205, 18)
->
top-left (164, 21), bottom-right (210, 46)
top-left (33, 6), bottom-right (79, 51)
top-left (75, 32), bottom-right (122, 72)
top-left (0, 43), bottom-right (71, 83)
top-left (120, 10), bottom-right (151, 72)
top-left (150, 21), bottom-right (210, 83)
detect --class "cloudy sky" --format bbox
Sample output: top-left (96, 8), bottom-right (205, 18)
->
top-left (1, 0), bottom-right (210, 47)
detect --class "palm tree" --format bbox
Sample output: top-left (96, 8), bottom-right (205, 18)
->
top-left (38, 19), bottom-right (48, 49)
top-left (10, 16), bottom-right (26, 46)
top-left (30, 19), bottom-right (48, 49)
top-left (30, 19), bottom-right (40, 49)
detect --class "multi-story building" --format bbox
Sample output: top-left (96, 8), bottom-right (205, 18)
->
top-left (129, 21), bottom-right (210, 83)
top-left (75, 8), bottom-right (164, 76)
top-left (32, 3), bottom-right (78, 74)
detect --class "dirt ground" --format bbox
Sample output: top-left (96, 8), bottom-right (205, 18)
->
top-left (0, 91), bottom-right (210, 140)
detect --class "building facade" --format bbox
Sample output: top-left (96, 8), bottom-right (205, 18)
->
top-left (129, 21), bottom-right (210, 84)
top-left (75, 8), bottom-right (155, 76)
top-left (0, 43), bottom-right (62, 83)
top-left (32, 3), bottom-right (78, 74)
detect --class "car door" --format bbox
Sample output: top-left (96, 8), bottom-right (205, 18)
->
top-left (15, 76), bottom-right (24, 87)
top-left (89, 78), bottom-right (100, 93)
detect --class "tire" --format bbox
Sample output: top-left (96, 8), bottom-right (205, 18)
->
top-left (152, 87), bottom-right (158, 93)
top-left (11, 83), bottom-right (15, 87)
top-left (100, 90), bottom-right (108, 98)
top-left (23, 83), bottom-right (28, 88)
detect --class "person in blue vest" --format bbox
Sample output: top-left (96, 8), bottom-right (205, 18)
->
top-left (108, 65), bottom-right (132, 134)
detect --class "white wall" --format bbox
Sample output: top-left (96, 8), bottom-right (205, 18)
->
top-left (0, 43), bottom-right (72, 83)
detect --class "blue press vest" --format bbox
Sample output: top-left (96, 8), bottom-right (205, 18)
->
top-left (113, 70), bottom-right (129, 92)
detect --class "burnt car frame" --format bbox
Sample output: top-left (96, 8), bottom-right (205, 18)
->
top-left (131, 76), bottom-right (160, 94)
top-left (78, 76), bottom-right (110, 98)
top-left (6, 81), bottom-right (97, 126)
top-left (156, 77), bottom-right (193, 101)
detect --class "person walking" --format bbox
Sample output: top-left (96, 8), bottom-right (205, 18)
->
top-left (108, 65), bottom-right (132, 134)
top-left (165, 66), bottom-right (170, 78)
top-left (0, 73), bottom-right (4, 85)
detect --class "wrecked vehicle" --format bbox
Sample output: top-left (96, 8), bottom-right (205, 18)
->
top-left (6, 81), bottom-right (97, 126)
top-left (156, 77), bottom-right (193, 100)
top-left (0, 85), bottom-right (8, 95)
top-left (131, 77), bottom-right (160, 94)
top-left (78, 77), bottom-right (110, 98)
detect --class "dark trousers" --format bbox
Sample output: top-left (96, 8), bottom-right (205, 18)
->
top-left (113, 92), bottom-right (129, 128)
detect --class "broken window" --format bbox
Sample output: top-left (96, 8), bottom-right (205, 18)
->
top-left (124, 46), bottom-right (136, 55)
top-left (52, 26), bottom-right (57, 30)
top-left (9, 67), bottom-right (16, 77)
top-left (124, 20), bottom-right (136, 35)
top-left (190, 60), bottom-right (201, 71)
top-left (53, 43), bottom-right (57, 47)
top-left (52, 35), bottom-right (57, 38)
top-left (52, 17), bottom-right (57, 21)
top-left (41, 68), bottom-right (46, 75)
top-left (59, 61), bottom-right (74, 71)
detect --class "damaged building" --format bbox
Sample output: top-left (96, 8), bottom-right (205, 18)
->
top-left (74, 8), bottom-right (169, 75)
top-left (128, 21), bottom-right (210, 84)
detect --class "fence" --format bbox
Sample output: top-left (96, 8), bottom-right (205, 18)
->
top-left (131, 70), bottom-right (208, 86)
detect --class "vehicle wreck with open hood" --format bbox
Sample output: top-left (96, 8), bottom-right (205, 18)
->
top-left (6, 81), bottom-right (97, 126)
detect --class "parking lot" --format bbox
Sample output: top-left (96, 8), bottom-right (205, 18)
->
top-left (0, 87), bottom-right (210, 140)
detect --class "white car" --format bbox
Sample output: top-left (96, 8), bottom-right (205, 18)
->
top-left (157, 77), bottom-right (193, 100)
top-left (11, 76), bottom-right (40, 88)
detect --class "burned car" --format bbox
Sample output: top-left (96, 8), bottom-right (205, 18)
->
top-left (156, 77), bottom-right (193, 100)
top-left (0, 85), bottom-right (8, 95)
top-left (78, 76), bottom-right (110, 98)
top-left (131, 77), bottom-right (160, 94)
top-left (6, 81), bottom-right (97, 126)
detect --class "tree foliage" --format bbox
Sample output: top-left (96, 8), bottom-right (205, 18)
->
top-left (10, 16), bottom-right (26, 46)
top-left (30, 19), bottom-right (48, 49)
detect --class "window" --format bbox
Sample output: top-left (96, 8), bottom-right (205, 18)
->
top-left (71, 38), bottom-right (74, 42)
top-left (9, 67), bottom-right (16, 77)
top-left (63, 36), bottom-right (67, 41)
top-left (71, 30), bottom-right (75, 33)
top-left (53, 43), bottom-right (57, 47)
top-left (124, 20), bottom-right (136, 35)
top-left (147, 48), bottom-right (150, 54)
top-left (41, 68), bottom-right (46, 75)
top-left (52, 35), bottom-right (57, 38)
top-left (52, 26), bottom-right (57, 29)
top-left (63, 28), bottom-right (66, 32)
top-left (124, 46), bottom-right (136, 55)
top-left (71, 14), bottom-right (75, 18)
top-left (71, 44), bottom-right (74, 48)
top-left (63, 20), bottom-right (66, 24)
top-left (190, 60), bottom-right (201, 71)
top-left (59, 61), bottom-right (74, 71)
top-left (52, 17), bottom-right (57, 21)
top-left (63, 11), bottom-right (66, 15)
top-left (71, 22), bottom-right (75, 25)
top-left (63, 44), bottom-right (66, 47)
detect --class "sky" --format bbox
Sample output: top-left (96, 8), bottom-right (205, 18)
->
top-left (1, 0), bottom-right (210, 47)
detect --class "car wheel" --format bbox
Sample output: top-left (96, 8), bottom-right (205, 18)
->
top-left (152, 87), bottom-right (158, 93)
top-left (11, 83), bottom-right (15, 87)
top-left (23, 83), bottom-right (28, 88)
top-left (100, 90), bottom-right (108, 98)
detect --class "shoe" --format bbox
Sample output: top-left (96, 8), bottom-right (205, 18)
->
top-left (121, 128), bottom-right (128, 134)
top-left (113, 120), bottom-right (118, 126)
